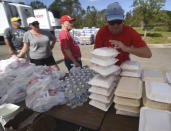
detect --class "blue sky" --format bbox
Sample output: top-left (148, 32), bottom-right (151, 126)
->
top-left (79, 0), bottom-right (171, 13)
top-left (10, 0), bottom-right (171, 13)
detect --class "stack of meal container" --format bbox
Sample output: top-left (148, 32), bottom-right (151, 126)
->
top-left (114, 61), bottom-right (143, 117)
top-left (138, 70), bottom-right (171, 131)
top-left (142, 69), bottom-right (171, 111)
top-left (142, 69), bottom-right (164, 82)
top-left (120, 61), bottom-right (142, 78)
top-left (88, 47), bottom-right (120, 111)
top-left (143, 81), bottom-right (171, 111)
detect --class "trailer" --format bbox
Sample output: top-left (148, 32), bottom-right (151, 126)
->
top-left (0, 1), bottom-right (34, 37)
top-left (34, 8), bottom-right (61, 32)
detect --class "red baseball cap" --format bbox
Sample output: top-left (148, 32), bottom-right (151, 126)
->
top-left (60, 15), bottom-right (76, 24)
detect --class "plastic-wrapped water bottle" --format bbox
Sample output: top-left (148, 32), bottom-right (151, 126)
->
top-left (64, 66), bottom-right (96, 109)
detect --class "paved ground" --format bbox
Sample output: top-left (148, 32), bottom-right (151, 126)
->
top-left (0, 43), bottom-right (171, 74)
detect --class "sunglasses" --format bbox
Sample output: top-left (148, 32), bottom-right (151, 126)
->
top-left (108, 20), bottom-right (123, 25)
top-left (32, 21), bottom-right (39, 26)
top-left (15, 20), bottom-right (21, 23)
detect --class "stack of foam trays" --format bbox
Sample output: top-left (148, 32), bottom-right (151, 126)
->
top-left (114, 60), bottom-right (143, 117)
top-left (88, 47), bottom-right (120, 111)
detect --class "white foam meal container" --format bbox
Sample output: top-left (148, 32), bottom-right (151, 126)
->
top-left (145, 81), bottom-right (171, 104)
top-left (139, 107), bottom-right (171, 131)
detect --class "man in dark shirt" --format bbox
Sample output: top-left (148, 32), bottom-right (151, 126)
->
top-left (4, 17), bottom-right (26, 56)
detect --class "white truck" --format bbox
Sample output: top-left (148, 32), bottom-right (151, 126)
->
top-left (34, 8), bottom-right (61, 32)
top-left (0, 1), bottom-right (34, 37)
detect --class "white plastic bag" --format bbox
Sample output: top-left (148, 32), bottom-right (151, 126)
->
top-left (31, 91), bottom-right (66, 112)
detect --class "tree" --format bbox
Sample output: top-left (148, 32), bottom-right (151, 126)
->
top-left (132, 0), bottom-right (166, 37)
top-left (30, 0), bottom-right (46, 9)
top-left (19, 2), bottom-right (25, 5)
top-left (96, 9), bottom-right (106, 28)
top-left (81, 6), bottom-right (98, 27)
top-left (132, 0), bottom-right (166, 27)
top-left (124, 11), bottom-right (133, 26)
top-left (49, 0), bottom-right (82, 17)
top-left (49, 0), bottom-right (83, 27)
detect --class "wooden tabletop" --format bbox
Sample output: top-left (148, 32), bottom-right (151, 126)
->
top-left (100, 106), bottom-right (139, 131)
top-left (46, 102), bottom-right (106, 130)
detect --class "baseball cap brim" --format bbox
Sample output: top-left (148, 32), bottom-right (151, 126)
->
top-left (11, 17), bottom-right (21, 22)
top-left (106, 15), bottom-right (124, 21)
top-left (27, 17), bottom-right (38, 25)
top-left (69, 18), bottom-right (76, 21)
top-left (60, 15), bottom-right (76, 24)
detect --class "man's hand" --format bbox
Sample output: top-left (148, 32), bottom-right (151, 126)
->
top-left (9, 48), bottom-right (15, 55)
top-left (50, 44), bottom-right (54, 50)
top-left (109, 40), bottom-right (129, 52)
top-left (11, 54), bottom-right (19, 60)
top-left (73, 61), bottom-right (81, 67)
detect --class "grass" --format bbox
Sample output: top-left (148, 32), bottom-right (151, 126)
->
top-left (133, 27), bottom-right (171, 44)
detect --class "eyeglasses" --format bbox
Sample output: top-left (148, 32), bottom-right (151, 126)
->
top-left (108, 20), bottom-right (123, 25)
top-left (32, 21), bottom-right (39, 26)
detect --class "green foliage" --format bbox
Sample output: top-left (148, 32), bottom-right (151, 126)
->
top-left (168, 21), bottom-right (171, 32)
top-left (26, 0), bottom-right (170, 30)
top-left (129, 0), bottom-right (166, 27)
top-left (146, 33), bottom-right (162, 37)
top-left (18, 2), bottom-right (25, 5)
top-left (152, 26), bottom-right (168, 32)
top-left (48, 0), bottom-right (106, 28)
top-left (30, 1), bottom-right (46, 9)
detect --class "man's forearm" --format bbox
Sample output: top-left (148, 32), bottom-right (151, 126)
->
top-left (126, 46), bottom-right (152, 58)
top-left (109, 40), bottom-right (152, 58)
top-left (64, 48), bottom-right (77, 62)
top-left (50, 35), bottom-right (56, 49)
top-left (4, 38), bottom-right (14, 54)
top-left (17, 43), bottom-right (28, 58)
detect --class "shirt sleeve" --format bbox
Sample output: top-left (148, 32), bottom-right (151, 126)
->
top-left (130, 27), bottom-right (147, 48)
top-left (94, 28), bottom-right (104, 49)
top-left (4, 28), bottom-right (11, 38)
top-left (23, 32), bottom-right (29, 45)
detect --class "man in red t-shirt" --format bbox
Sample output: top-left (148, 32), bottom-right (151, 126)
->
top-left (59, 15), bottom-right (82, 70)
top-left (94, 2), bottom-right (152, 65)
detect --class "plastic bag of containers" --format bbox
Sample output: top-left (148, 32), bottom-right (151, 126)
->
top-left (0, 80), bottom-right (27, 104)
top-left (29, 90), bottom-right (66, 112)
top-left (0, 56), bottom-right (17, 73)
top-left (0, 75), bottom-right (10, 97)
top-left (26, 79), bottom-right (66, 112)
